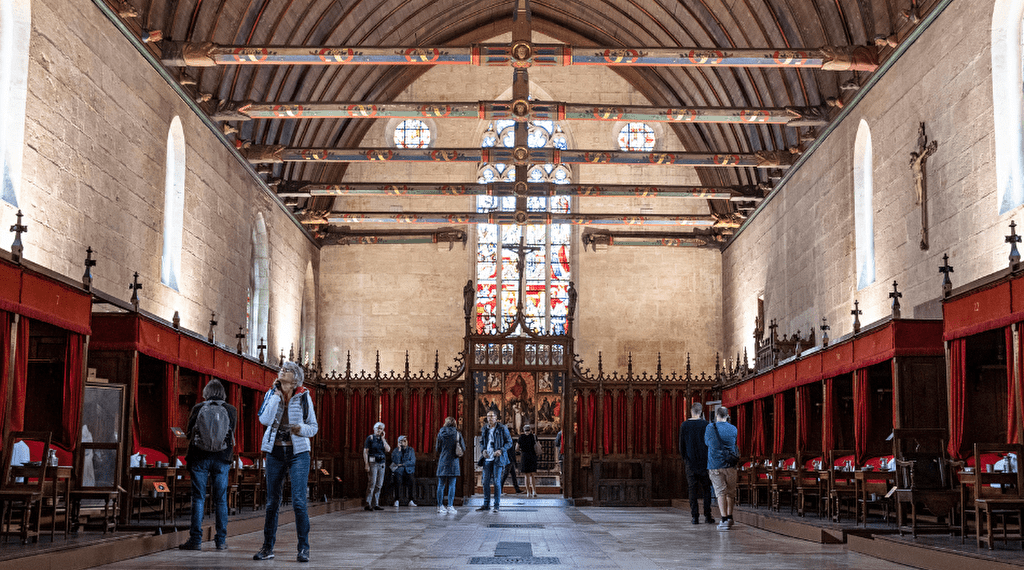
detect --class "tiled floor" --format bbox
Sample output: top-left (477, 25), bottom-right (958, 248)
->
top-left (89, 499), bottom-right (914, 569)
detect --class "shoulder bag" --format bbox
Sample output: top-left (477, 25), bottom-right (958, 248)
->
top-left (712, 423), bottom-right (739, 468)
top-left (455, 433), bottom-right (464, 458)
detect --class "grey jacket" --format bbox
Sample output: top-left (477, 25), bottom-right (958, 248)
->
top-left (435, 426), bottom-right (463, 477)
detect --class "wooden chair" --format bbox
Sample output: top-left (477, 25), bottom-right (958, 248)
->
top-left (234, 452), bottom-right (264, 511)
top-left (827, 449), bottom-right (858, 522)
top-left (973, 443), bottom-right (1024, 550)
top-left (748, 458), bottom-right (772, 508)
top-left (795, 455), bottom-right (825, 517)
top-left (70, 437), bottom-right (121, 534)
top-left (0, 432), bottom-right (51, 544)
top-left (857, 455), bottom-right (895, 527)
top-left (769, 455), bottom-right (796, 513)
top-left (735, 459), bottom-right (754, 506)
top-left (891, 429), bottom-right (959, 537)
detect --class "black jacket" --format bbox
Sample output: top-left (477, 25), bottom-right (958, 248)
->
top-left (678, 418), bottom-right (710, 471)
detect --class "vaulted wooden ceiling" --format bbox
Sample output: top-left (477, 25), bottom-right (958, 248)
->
top-left (119, 0), bottom-right (939, 243)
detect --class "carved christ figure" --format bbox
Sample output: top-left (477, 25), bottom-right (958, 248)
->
top-left (909, 122), bottom-right (939, 250)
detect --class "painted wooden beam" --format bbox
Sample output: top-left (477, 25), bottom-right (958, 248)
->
top-left (163, 42), bottom-right (878, 72)
top-left (211, 100), bottom-right (828, 127)
top-left (277, 182), bottom-right (746, 200)
top-left (311, 211), bottom-right (741, 228)
top-left (242, 145), bottom-right (796, 168)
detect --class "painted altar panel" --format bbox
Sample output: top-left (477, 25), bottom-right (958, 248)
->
top-left (473, 371), bottom-right (564, 437)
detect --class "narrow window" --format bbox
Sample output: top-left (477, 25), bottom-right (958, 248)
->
top-left (161, 117), bottom-right (185, 290)
top-left (299, 261), bottom-right (316, 363)
top-left (992, 0), bottom-right (1024, 213)
top-left (248, 214), bottom-right (270, 355)
top-left (0, 0), bottom-right (31, 206)
top-left (854, 120), bottom-right (875, 290)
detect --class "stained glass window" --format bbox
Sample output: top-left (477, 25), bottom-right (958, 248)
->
top-left (476, 121), bottom-right (572, 334)
top-left (617, 122), bottom-right (656, 152)
top-left (393, 119), bottom-right (431, 148)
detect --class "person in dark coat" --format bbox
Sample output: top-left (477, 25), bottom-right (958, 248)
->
top-left (519, 424), bottom-right (539, 496)
top-left (434, 416), bottom-right (464, 514)
top-left (679, 402), bottom-right (715, 525)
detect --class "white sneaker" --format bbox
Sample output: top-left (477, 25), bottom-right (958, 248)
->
top-left (394, 501), bottom-right (399, 507)
top-left (447, 506), bottom-right (457, 514)
top-left (727, 518), bottom-right (734, 529)
top-left (409, 501), bottom-right (417, 507)
top-left (437, 506), bottom-right (446, 514)
top-left (717, 520), bottom-right (730, 531)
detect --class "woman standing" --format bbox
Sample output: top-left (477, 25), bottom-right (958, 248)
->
top-left (434, 417), bottom-right (463, 514)
top-left (519, 424), bottom-right (539, 496)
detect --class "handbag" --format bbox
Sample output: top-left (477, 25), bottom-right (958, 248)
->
top-left (711, 423), bottom-right (739, 467)
top-left (533, 440), bottom-right (542, 456)
top-left (455, 433), bottom-right (464, 458)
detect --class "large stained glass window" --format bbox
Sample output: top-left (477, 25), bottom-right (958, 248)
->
top-left (476, 120), bottom-right (572, 334)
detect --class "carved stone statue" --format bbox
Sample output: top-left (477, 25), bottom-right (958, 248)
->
top-left (463, 280), bottom-right (474, 319)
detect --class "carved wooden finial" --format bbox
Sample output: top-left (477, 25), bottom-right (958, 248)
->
top-left (851, 300), bottom-right (862, 334)
top-left (627, 352), bottom-right (634, 379)
top-left (82, 246), bottom-right (96, 290)
top-left (128, 272), bottom-right (142, 311)
top-left (939, 253), bottom-right (955, 296)
top-left (597, 352), bottom-right (604, 376)
top-left (1007, 221), bottom-right (1021, 267)
top-left (820, 317), bottom-right (830, 347)
top-left (207, 312), bottom-right (217, 343)
top-left (172, 311), bottom-right (180, 329)
top-left (686, 353), bottom-right (692, 382)
top-left (279, 347), bottom-right (285, 365)
top-left (257, 338), bottom-right (266, 363)
top-left (9, 210), bottom-right (27, 264)
top-left (235, 327), bottom-right (246, 354)
top-left (346, 350), bottom-right (352, 375)
top-left (889, 281), bottom-right (902, 319)
top-left (289, 343), bottom-right (295, 363)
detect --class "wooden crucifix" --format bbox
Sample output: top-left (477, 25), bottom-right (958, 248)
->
top-left (509, 233), bottom-right (542, 321)
top-left (909, 122), bottom-right (939, 250)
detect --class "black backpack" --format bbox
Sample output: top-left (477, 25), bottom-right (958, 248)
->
top-left (192, 400), bottom-right (233, 452)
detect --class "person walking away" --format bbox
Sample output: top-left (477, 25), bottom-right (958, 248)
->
top-left (179, 379), bottom-right (237, 551)
top-left (519, 424), bottom-right (540, 496)
top-left (499, 437), bottom-right (523, 494)
top-left (363, 422), bottom-right (390, 510)
top-left (477, 410), bottom-right (512, 513)
top-left (391, 435), bottom-right (417, 507)
top-left (435, 417), bottom-right (464, 514)
top-left (705, 406), bottom-right (739, 530)
top-left (679, 402), bottom-right (715, 525)
top-left (253, 362), bottom-right (319, 562)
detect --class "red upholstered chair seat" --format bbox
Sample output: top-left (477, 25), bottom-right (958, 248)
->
top-left (21, 439), bottom-right (72, 466)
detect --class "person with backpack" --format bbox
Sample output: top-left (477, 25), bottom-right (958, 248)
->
top-left (178, 379), bottom-right (237, 552)
top-left (253, 362), bottom-right (319, 563)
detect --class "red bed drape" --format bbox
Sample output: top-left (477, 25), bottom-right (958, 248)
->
top-left (0, 311), bottom-right (9, 429)
top-left (796, 385), bottom-right (809, 453)
top-left (61, 334), bottom-right (83, 450)
top-left (1006, 327), bottom-right (1017, 445)
top-left (10, 317), bottom-right (29, 432)
top-left (333, 390), bottom-right (345, 453)
top-left (947, 339), bottom-right (967, 459)
top-left (380, 390), bottom-right (391, 443)
top-left (349, 390), bottom-right (361, 451)
top-left (736, 404), bottom-right (747, 457)
top-left (773, 393), bottom-right (785, 456)
top-left (164, 363), bottom-right (176, 454)
top-left (632, 393), bottom-right (643, 453)
top-left (229, 384), bottom-right (243, 454)
top-left (853, 369), bottom-right (869, 464)
top-left (616, 391), bottom-right (627, 453)
top-left (393, 391), bottom-right (405, 443)
top-left (823, 378), bottom-right (835, 453)
top-left (751, 399), bottom-right (765, 457)
top-left (409, 391), bottom-right (419, 451)
top-left (586, 392), bottom-right (596, 454)
top-left (423, 389), bottom-right (435, 452)
top-left (365, 390), bottom-right (376, 438)
top-left (602, 391), bottom-right (612, 454)
top-left (661, 394), bottom-right (673, 453)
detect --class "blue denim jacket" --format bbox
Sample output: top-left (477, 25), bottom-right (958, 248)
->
top-left (704, 421), bottom-right (738, 470)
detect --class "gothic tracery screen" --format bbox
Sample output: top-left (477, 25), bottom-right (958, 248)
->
top-left (475, 120), bottom-right (572, 334)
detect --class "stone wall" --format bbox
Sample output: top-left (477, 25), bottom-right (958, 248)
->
top-left (723, 0), bottom-right (1005, 358)
top-left (0, 0), bottom-right (319, 358)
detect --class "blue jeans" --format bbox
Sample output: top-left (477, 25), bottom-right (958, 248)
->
top-left (436, 476), bottom-right (456, 508)
top-left (263, 447), bottom-right (310, 552)
top-left (481, 461), bottom-right (502, 508)
top-left (188, 457), bottom-right (230, 545)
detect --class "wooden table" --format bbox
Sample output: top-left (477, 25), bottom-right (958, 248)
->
top-left (854, 468), bottom-right (895, 526)
top-left (128, 466), bottom-right (178, 525)
top-left (10, 465), bottom-right (73, 540)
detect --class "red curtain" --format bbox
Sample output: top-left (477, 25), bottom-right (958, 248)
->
top-left (440, 389), bottom-right (450, 422)
top-left (333, 390), bottom-right (345, 453)
top-left (380, 390), bottom-right (391, 441)
top-left (645, 392), bottom-right (655, 453)
top-left (947, 339), bottom-right (966, 459)
top-left (823, 378), bottom-right (834, 453)
top-left (751, 399), bottom-right (765, 457)
top-left (616, 391), bottom-right (626, 453)
top-left (573, 391), bottom-right (583, 453)
top-left (164, 364), bottom-right (177, 454)
top-left (1007, 327), bottom-right (1017, 445)
top-left (422, 389), bottom-right (434, 452)
top-left (796, 386), bottom-right (809, 453)
top-left (59, 334), bottom-right (83, 450)
top-left (0, 311), bottom-right (9, 430)
top-left (409, 391), bottom-right (419, 451)
top-left (736, 404), bottom-right (747, 456)
top-left (584, 392), bottom-right (594, 453)
top-left (229, 384), bottom-right (243, 454)
top-left (349, 391), bottom-right (361, 451)
top-left (602, 391), bottom-right (612, 454)
top-left (9, 317), bottom-right (29, 432)
top-left (661, 394), bottom-right (673, 453)
top-left (632, 394), bottom-right (642, 453)
top-left (773, 393), bottom-right (785, 455)
top-left (853, 369), bottom-right (869, 464)
top-left (365, 391), bottom-right (376, 438)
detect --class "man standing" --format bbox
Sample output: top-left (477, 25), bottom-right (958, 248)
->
top-left (179, 379), bottom-right (237, 551)
top-left (705, 406), bottom-right (739, 530)
top-left (364, 422), bottom-right (390, 511)
top-left (477, 410), bottom-right (512, 513)
top-left (679, 402), bottom-right (715, 525)
top-left (391, 435), bottom-right (417, 507)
